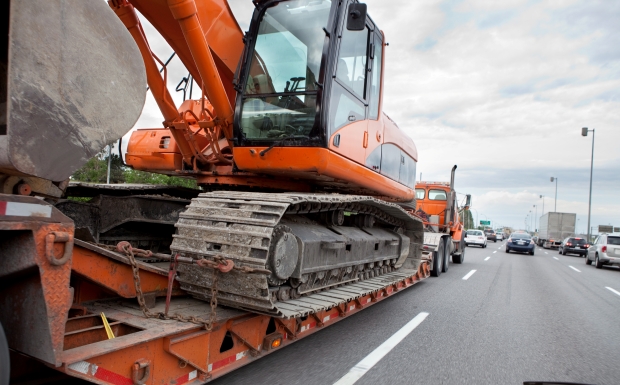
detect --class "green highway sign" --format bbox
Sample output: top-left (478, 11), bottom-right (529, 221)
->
top-left (480, 220), bottom-right (491, 225)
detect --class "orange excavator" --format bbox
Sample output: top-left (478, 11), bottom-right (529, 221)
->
top-left (1, 0), bottom-right (431, 383)
top-left (107, 0), bottom-right (424, 312)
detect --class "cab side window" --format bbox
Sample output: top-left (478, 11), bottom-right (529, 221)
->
top-left (428, 189), bottom-right (447, 201)
top-left (336, 26), bottom-right (370, 99)
top-left (368, 33), bottom-right (382, 120)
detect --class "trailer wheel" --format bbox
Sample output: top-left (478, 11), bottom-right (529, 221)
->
top-left (430, 243), bottom-right (444, 277)
top-left (441, 238), bottom-right (449, 273)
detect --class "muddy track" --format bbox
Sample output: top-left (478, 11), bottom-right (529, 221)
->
top-left (172, 192), bottom-right (423, 317)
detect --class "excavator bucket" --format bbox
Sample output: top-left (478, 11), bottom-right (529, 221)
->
top-left (0, 0), bottom-right (146, 182)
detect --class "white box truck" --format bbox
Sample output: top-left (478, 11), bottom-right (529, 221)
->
top-left (538, 212), bottom-right (577, 249)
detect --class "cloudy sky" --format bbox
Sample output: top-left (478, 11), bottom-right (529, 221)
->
top-left (130, 0), bottom-right (619, 233)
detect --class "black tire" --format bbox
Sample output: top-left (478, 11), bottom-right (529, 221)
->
top-left (430, 245), bottom-right (443, 277)
top-left (0, 323), bottom-right (9, 385)
top-left (585, 255), bottom-right (592, 265)
top-left (595, 255), bottom-right (603, 269)
top-left (530, 250), bottom-right (535, 256)
top-left (558, 248), bottom-right (562, 254)
top-left (442, 238), bottom-right (449, 273)
top-left (505, 247), bottom-right (510, 253)
top-left (562, 248), bottom-right (566, 255)
top-left (453, 243), bottom-right (465, 264)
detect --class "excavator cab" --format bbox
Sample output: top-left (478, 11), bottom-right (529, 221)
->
top-left (233, 0), bottom-right (417, 199)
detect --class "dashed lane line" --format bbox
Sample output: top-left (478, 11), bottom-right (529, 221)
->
top-left (569, 266), bottom-right (581, 273)
top-left (333, 312), bottom-right (429, 385)
top-left (462, 270), bottom-right (477, 280)
top-left (484, 257), bottom-right (490, 261)
top-left (553, 257), bottom-right (559, 260)
top-left (545, 252), bottom-right (548, 254)
top-left (493, 251), bottom-right (497, 254)
top-left (605, 287), bottom-right (620, 297)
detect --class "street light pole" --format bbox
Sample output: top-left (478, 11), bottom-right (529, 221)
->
top-left (540, 195), bottom-right (545, 215)
top-left (533, 204), bottom-right (537, 232)
top-left (582, 127), bottom-right (595, 243)
top-left (550, 177), bottom-right (558, 212)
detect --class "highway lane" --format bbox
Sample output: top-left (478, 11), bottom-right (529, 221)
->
top-left (212, 241), bottom-right (620, 385)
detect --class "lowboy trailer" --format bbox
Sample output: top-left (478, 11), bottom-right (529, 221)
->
top-left (1, 194), bottom-right (429, 384)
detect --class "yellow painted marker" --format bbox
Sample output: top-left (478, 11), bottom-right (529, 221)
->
top-left (100, 312), bottom-right (115, 339)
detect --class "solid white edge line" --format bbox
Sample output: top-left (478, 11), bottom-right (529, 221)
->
top-left (462, 270), bottom-right (477, 280)
top-left (568, 265), bottom-right (581, 272)
top-left (484, 257), bottom-right (490, 261)
top-left (553, 257), bottom-right (559, 260)
top-left (333, 312), bottom-right (429, 385)
top-left (605, 287), bottom-right (620, 297)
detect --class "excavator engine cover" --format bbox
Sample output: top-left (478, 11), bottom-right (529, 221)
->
top-left (0, 0), bottom-right (146, 182)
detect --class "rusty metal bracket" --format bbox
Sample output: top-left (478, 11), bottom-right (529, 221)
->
top-left (131, 359), bottom-right (151, 385)
top-left (45, 231), bottom-right (73, 266)
top-left (354, 298), bottom-right (366, 309)
top-left (370, 291), bottom-right (379, 303)
top-left (336, 304), bottom-right (346, 317)
top-left (275, 318), bottom-right (297, 340)
top-left (228, 329), bottom-right (260, 357)
top-left (310, 312), bottom-right (324, 328)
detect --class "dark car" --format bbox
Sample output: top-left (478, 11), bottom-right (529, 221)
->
top-left (559, 237), bottom-right (589, 257)
top-left (484, 229), bottom-right (497, 242)
top-left (506, 233), bottom-right (535, 255)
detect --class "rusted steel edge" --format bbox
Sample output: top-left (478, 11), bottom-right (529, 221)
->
top-left (75, 239), bottom-right (168, 276)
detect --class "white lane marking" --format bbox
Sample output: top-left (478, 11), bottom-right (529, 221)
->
top-left (553, 257), bottom-right (559, 260)
top-left (462, 270), bottom-right (477, 280)
top-left (498, 247), bottom-right (501, 250)
top-left (544, 252), bottom-right (548, 254)
top-left (605, 287), bottom-right (620, 297)
top-left (569, 266), bottom-right (581, 273)
top-left (333, 312), bottom-right (429, 385)
top-left (493, 251), bottom-right (497, 254)
top-left (484, 257), bottom-right (490, 261)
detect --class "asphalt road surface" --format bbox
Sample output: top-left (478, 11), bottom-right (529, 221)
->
top-left (208, 241), bottom-right (620, 385)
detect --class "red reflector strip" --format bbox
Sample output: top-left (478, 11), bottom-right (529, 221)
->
top-left (67, 361), bottom-right (132, 385)
top-left (0, 201), bottom-right (52, 218)
top-left (208, 349), bottom-right (257, 372)
top-left (175, 370), bottom-right (198, 384)
top-left (93, 366), bottom-right (133, 385)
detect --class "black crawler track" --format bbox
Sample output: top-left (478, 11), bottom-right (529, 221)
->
top-left (171, 192), bottom-right (423, 316)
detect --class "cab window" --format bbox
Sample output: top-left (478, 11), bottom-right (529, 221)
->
top-left (428, 189), bottom-right (447, 200)
top-left (415, 189), bottom-right (425, 200)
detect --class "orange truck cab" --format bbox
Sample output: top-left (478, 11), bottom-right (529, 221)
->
top-left (413, 166), bottom-right (470, 277)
